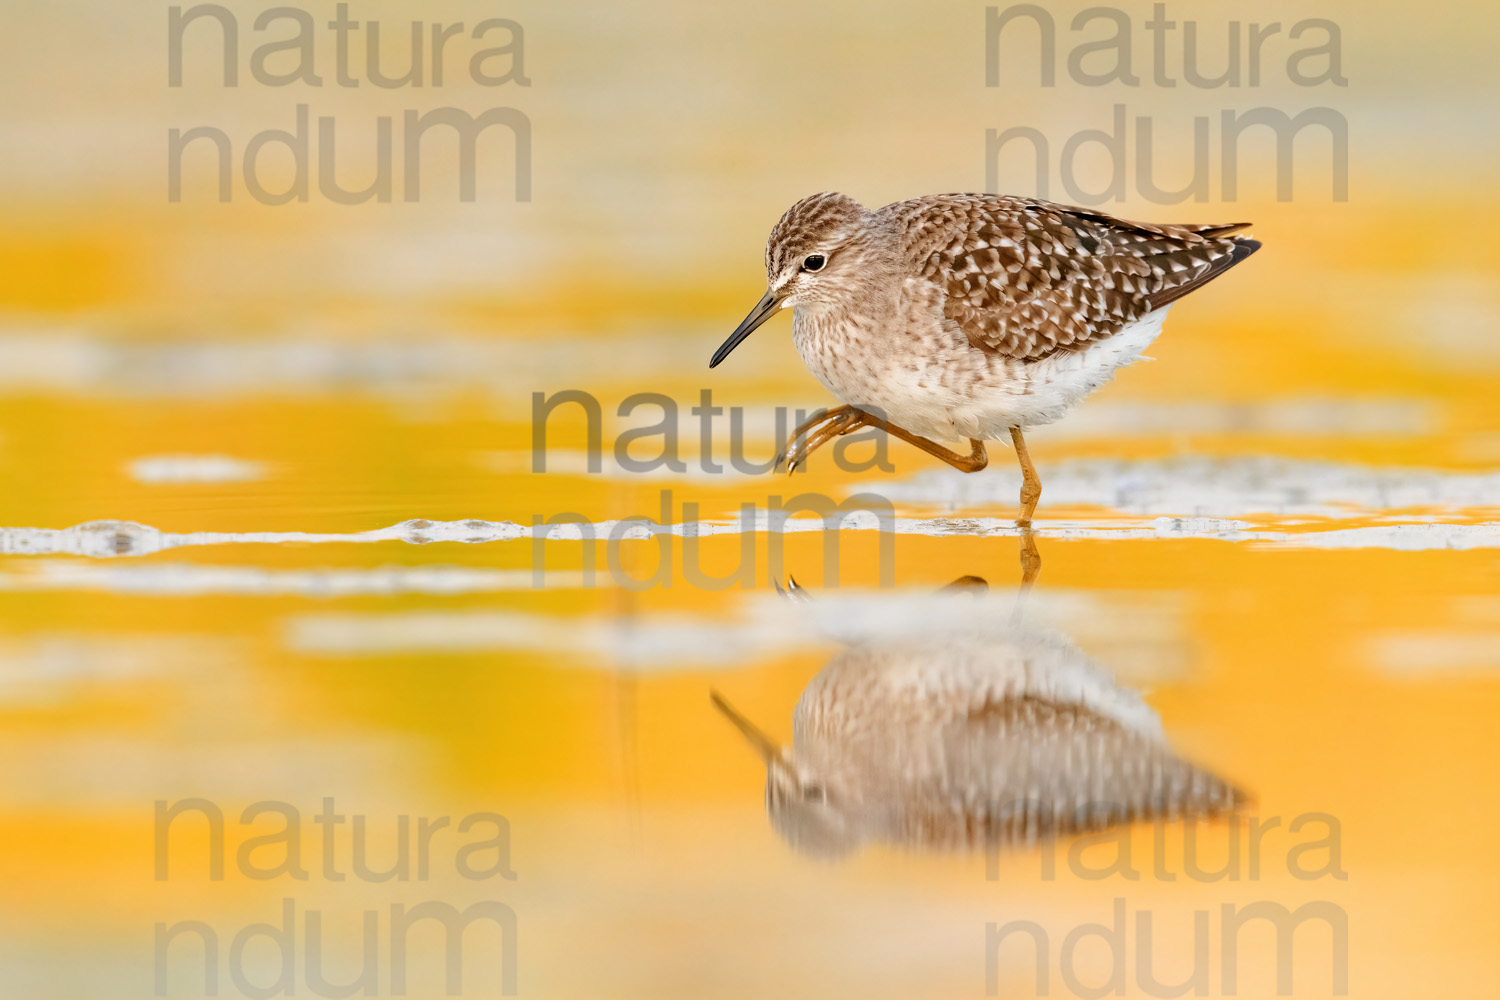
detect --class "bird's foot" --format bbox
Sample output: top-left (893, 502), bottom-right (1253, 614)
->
top-left (776, 406), bottom-right (868, 475)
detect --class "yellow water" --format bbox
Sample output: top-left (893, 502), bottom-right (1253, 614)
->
top-left (3, 1), bottom-right (1499, 997)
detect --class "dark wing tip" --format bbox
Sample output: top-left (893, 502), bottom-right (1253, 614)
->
top-left (1145, 235), bottom-right (1262, 311)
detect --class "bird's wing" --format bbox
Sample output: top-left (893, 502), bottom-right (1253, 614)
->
top-left (900, 697), bottom-right (1246, 849)
top-left (896, 194), bottom-right (1260, 361)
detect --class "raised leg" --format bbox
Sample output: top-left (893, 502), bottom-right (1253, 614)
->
top-left (778, 405), bottom-right (990, 476)
top-left (1009, 426), bottom-right (1042, 527)
top-left (859, 411), bottom-right (988, 473)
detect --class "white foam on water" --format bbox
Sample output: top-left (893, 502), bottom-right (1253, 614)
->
top-left (880, 456), bottom-right (1500, 518)
top-left (0, 518), bottom-right (529, 558)
top-left (0, 561), bottom-right (580, 597)
top-left (0, 512), bottom-right (1496, 559)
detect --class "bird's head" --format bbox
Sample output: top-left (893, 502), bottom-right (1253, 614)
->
top-left (710, 192), bottom-right (893, 368)
top-left (710, 689), bottom-right (862, 859)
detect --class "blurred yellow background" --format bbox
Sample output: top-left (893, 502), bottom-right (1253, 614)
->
top-left (0, 1), bottom-right (1497, 997)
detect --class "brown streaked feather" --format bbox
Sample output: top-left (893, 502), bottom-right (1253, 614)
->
top-left (765, 191), bottom-right (866, 278)
top-left (889, 194), bottom-right (1260, 361)
top-left (898, 697), bottom-right (1243, 850)
top-left (1145, 236), bottom-right (1261, 310)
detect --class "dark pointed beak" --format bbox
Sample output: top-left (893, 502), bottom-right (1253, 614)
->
top-left (710, 290), bottom-right (783, 368)
top-left (709, 689), bottom-right (783, 764)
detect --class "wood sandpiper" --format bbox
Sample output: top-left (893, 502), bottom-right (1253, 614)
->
top-left (710, 192), bottom-right (1261, 526)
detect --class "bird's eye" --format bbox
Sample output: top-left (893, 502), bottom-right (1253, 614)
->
top-left (801, 254), bottom-right (826, 272)
top-left (803, 783), bottom-right (827, 804)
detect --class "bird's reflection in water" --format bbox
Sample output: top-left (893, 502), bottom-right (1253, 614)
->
top-left (713, 567), bottom-right (1243, 859)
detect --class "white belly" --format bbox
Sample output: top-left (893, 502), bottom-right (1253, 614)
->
top-left (797, 306), bottom-right (1171, 442)
top-left (955, 306), bottom-right (1171, 438)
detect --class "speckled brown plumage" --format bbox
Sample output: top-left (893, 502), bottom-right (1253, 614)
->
top-left (713, 190), bottom-right (1263, 524)
top-left (893, 193), bottom-right (1260, 360)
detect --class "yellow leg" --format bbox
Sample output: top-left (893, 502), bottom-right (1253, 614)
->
top-left (862, 412), bottom-right (987, 473)
top-left (778, 405), bottom-right (991, 475)
top-left (1009, 427), bottom-right (1042, 527)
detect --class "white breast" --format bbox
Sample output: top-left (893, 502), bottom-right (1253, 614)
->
top-left (953, 306), bottom-right (1172, 439)
top-left (794, 303), bottom-right (1172, 443)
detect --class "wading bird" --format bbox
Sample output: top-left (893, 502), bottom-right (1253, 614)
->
top-left (710, 193), bottom-right (1260, 525)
